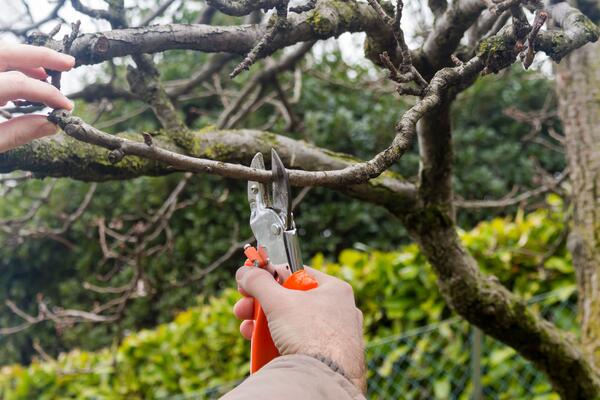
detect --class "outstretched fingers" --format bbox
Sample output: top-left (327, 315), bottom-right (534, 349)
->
top-left (0, 71), bottom-right (73, 109)
top-left (0, 43), bottom-right (75, 72)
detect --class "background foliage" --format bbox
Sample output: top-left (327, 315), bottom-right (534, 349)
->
top-left (0, 50), bottom-right (565, 365)
top-left (0, 197), bottom-right (574, 398)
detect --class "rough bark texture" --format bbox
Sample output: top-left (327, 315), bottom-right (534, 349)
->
top-left (405, 97), bottom-right (600, 400)
top-left (54, 1), bottom-right (387, 66)
top-left (557, 37), bottom-right (600, 368)
top-left (403, 211), bottom-right (600, 399)
top-left (0, 127), bottom-right (417, 212)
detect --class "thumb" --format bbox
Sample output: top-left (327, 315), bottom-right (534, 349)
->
top-left (236, 266), bottom-right (286, 314)
top-left (0, 115), bottom-right (58, 153)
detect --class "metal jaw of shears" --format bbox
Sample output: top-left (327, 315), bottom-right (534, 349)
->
top-left (244, 149), bottom-right (317, 373)
top-left (246, 149), bottom-right (303, 282)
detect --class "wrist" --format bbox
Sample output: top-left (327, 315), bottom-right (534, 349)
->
top-left (308, 353), bottom-right (366, 393)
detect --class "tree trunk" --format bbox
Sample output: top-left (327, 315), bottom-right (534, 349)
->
top-left (556, 38), bottom-right (600, 367)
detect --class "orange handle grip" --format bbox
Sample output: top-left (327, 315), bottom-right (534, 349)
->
top-left (250, 269), bottom-right (318, 373)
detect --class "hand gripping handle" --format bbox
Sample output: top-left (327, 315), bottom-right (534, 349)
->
top-left (243, 247), bottom-right (318, 373)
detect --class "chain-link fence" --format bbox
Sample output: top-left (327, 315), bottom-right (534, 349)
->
top-left (172, 289), bottom-right (577, 399)
top-left (365, 289), bottom-right (576, 400)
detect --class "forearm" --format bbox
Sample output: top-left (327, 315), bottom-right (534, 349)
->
top-left (221, 355), bottom-right (365, 400)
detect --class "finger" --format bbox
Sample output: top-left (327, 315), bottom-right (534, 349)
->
top-left (0, 43), bottom-right (75, 72)
top-left (13, 67), bottom-right (48, 80)
top-left (237, 284), bottom-right (250, 298)
top-left (240, 320), bottom-right (254, 340)
top-left (0, 72), bottom-right (73, 110)
top-left (356, 309), bottom-right (364, 337)
top-left (303, 266), bottom-right (336, 285)
top-left (0, 115), bottom-right (58, 153)
top-left (233, 297), bottom-right (255, 321)
top-left (235, 266), bottom-right (286, 314)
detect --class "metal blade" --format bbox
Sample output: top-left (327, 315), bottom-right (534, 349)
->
top-left (248, 152), bottom-right (271, 210)
top-left (271, 149), bottom-right (291, 228)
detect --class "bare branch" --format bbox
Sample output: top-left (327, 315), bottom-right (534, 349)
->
top-left (139, 0), bottom-right (178, 26)
top-left (231, 1), bottom-right (291, 78)
top-left (46, 2), bottom-right (386, 66)
top-left (421, 0), bottom-right (486, 73)
top-left (1, 0), bottom-right (66, 36)
top-left (45, 57), bottom-right (483, 188)
top-left (455, 169), bottom-right (568, 208)
top-left (206, 0), bottom-right (278, 16)
top-left (71, 0), bottom-right (126, 28)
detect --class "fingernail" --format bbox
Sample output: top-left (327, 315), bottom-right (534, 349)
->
top-left (66, 100), bottom-right (75, 111)
top-left (236, 267), bottom-right (248, 282)
top-left (65, 55), bottom-right (76, 66)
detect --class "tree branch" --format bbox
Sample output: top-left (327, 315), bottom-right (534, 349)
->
top-left (71, 0), bottom-right (126, 28)
top-left (49, 1), bottom-right (386, 66)
top-left (0, 117), bottom-right (417, 212)
top-left (536, 2), bottom-right (600, 62)
top-left (403, 208), bottom-right (600, 399)
top-left (38, 57), bottom-right (482, 190)
top-left (419, 0), bottom-right (486, 74)
top-left (127, 54), bottom-right (188, 134)
top-left (476, 2), bottom-right (599, 72)
top-left (399, 3), bottom-right (600, 397)
top-left (138, 0), bottom-right (178, 26)
top-left (206, 0), bottom-right (279, 16)
top-left (1, 0), bottom-right (67, 36)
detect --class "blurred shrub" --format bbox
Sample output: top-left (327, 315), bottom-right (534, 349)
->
top-left (0, 197), bottom-right (574, 399)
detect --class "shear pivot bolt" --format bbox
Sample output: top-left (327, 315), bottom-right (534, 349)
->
top-left (250, 185), bottom-right (258, 194)
top-left (271, 224), bottom-right (282, 235)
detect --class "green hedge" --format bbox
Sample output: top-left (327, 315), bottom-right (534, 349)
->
top-left (0, 196), bottom-right (574, 399)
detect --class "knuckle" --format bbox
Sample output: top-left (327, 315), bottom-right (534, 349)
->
top-left (242, 268), bottom-right (265, 288)
top-left (338, 281), bottom-right (354, 296)
top-left (5, 70), bottom-right (26, 82)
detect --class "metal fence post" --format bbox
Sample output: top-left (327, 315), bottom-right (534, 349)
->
top-left (471, 326), bottom-right (483, 400)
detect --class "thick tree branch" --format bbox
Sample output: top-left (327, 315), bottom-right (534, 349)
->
top-left (401, 3), bottom-right (600, 398)
top-left (418, 0), bottom-right (486, 74)
top-left (537, 2), bottom-right (600, 61)
top-left (477, 2), bottom-right (599, 72)
top-left (417, 101), bottom-right (454, 207)
top-left (127, 54), bottom-right (187, 134)
top-left (402, 211), bottom-right (600, 399)
top-left (49, 1), bottom-right (386, 66)
top-left (0, 119), bottom-right (417, 213)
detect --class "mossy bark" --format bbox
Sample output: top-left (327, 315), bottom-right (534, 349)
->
top-left (402, 206), bottom-right (600, 399)
top-left (557, 38), bottom-right (600, 368)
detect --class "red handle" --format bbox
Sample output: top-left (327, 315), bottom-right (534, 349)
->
top-left (244, 246), bottom-right (318, 373)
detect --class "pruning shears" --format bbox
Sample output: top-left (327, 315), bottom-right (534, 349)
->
top-left (243, 149), bottom-right (318, 373)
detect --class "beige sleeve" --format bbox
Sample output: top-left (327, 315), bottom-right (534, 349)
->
top-left (220, 354), bottom-right (366, 400)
